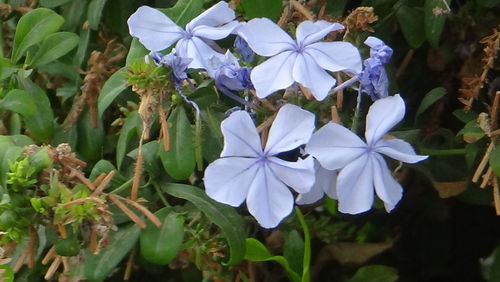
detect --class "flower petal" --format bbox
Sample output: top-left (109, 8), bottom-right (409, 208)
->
top-left (365, 94), bottom-right (406, 145)
top-left (246, 164), bottom-right (294, 228)
top-left (292, 52), bottom-right (336, 101)
top-left (191, 21), bottom-right (239, 40)
top-left (250, 51), bottom-right (297, 98)
top-left (372, 153), bottom-right (403, 212)
top-left (186, 1), bottom-right (235, 30)
top-left (127, 6), bottom-right (184, 52)
top-left (268, 156), bottom-right (315, 193)
top-left (304, 42), bottom-right (362, 74)
top-left (336, 154), bottom-right (374, 214)
top-left (265, 104), bottom-right (315, 155)
top-left (296, 162), bottom-right (337, 205)
top-left (238, 18), bottom-right (296, 57)
top-left (220, 110), bottom-right (262, 158)
top-left (374, 138), bottom-right (428, 163)
top-left (204, 157), bottom-right (259, 206)
top-left (296, 20), bottom-right (344, 46)
top-left (176, 37), bottom-right (224, 70)
top-left (305, 122), bottom-right (367, 170)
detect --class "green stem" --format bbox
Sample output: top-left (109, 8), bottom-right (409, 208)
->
top-left (419, 148), bottom-right (466, 155)
top-left (109, 178), bottom-right (133, 194)
top-left (295, 206), bottom-right (311, 282)
top-left (154, 183), bottom-right (170, 208)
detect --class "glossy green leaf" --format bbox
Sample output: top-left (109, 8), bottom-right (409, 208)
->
top-left (241, 0), bottom-right (282, 21)
top-left (424, 0), bottom-right (450, 47)
top-left (84, 224), bottom-right (140, 282)
top-left (0, 89), bottom-right (36, 116)
top-left (415, 87), bottom-right (446, 120)
top-left (87, 0), bottom-right (107, 30)
top-left (457, 120), bottom-right (485, 143)
top-left (201, 109), bottom-right (224, 163)
top-left (116, 111), bottom-right (141, 170)
top-left (76, 109), bottom-right (104, 162)
top-left (61, 0), bottom-right (87, 32)
top-left (159, 106), bottom-right (195, 180)
top-left (97, 67), bottom-right (127, 117)
top-left (73, 27), bottom-right (90, 67)
top-left (89, 160), bottom-right (127, 187)
top-left (162, 0), bottom-right (204, 28)
top-left (126, 39), bottom-right (149, 66)
top-left (489, 146), bottom-right (500, 178)
top-left (39, 0), bottom-right (73, 8)
top-left (244, 238), bottom-right (301, 282)
top-left (395, 6), bottom-right (426, 48)
top-left (283, 230), bottom-right (305, 275)
top-left (127, 141), bottom-right (161, 176)
top-left (160, 183), bottom-right (246, 265)
top-left (347, 265), bottom-right (398, 282)
top-left (140, 207), bottom-right (185, 264)
top-left (12, 8), bottom-right (64, 63)
top-left (31, 32), bottom-right (79, 67)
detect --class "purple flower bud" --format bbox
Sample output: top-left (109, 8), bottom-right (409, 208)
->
top-left (234, 36), bottom-right (255, 62)
top-left (148, 50), bottom-right (192, 84)
top-left (360, 36), bottom-right (392, 100)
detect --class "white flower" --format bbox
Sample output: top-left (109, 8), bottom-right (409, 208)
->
top-left (127, 1), bottom-right (239, 71)
top-left (238, 18), bottom-right (362, 100)
top-left (204, 104), bottom-right (316, 228)
top-left (305, 95), bottom-right (428, 214)
top-left (296, 161), bottom-right (338, 205)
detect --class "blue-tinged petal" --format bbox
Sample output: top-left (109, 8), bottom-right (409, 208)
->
top-left (265, 104), bottom-right (315, 155)
top-left (365, 94), bottom-right (405, 146)
top-left (292, 52), bottom-right (336, 101)
top-left (246, 164), bottom-right (294, 228)
top-left (304, 42), bottom-right (362, 74)
top-left (175, 37), bottom-right (224, 70)
top-left (238, 18), bottom-right (296, 57)
top-left (250, 51), bottom-right (297, 98)
top-left (305, 122), bottom-right (367, 170)
top-left (220, 110), bottom-right (262, 158)
top-left (372, 153), bottom-right (402, 212)
top-left (296, 162), bottom-right (337, 205)
top-left (127, 6), bottom-right (184, 52)
top-left (186, 1), bottom-right (236, 31)
top-left (268, 156), bottom-right (315, 193)
top-left (191, 21), bottom-right (239, 40)
top-left (336, 154), bottom-right (374, 214)
top-left (296, 20), bottom-right (344, 46)
top-left (204, 157), bottom-right (259, 206)
top-left (374, 138), bottom-right (428, 163)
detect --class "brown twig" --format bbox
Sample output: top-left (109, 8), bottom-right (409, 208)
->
top-left (113, 194), bottom-right (161, 227)
top-left (44, 256), bottom-right (62, 280)
top-left (108, 194), bottom-right (147, 228)
top-left (291, 0), bottom-right (314, 20)
top-left (92, 170), bottom-right (115, 196)
top-left (472, 142), bottom-right (494, 183)
top-left (493, 176), bottom-right (500, 215)
top-left (124, 248), bottom-right (137, 280)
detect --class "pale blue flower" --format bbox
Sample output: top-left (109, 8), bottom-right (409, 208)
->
top-left (208, 51), bottom-right (252, 91)
top-left (149, 49), bottom-right (192, 83)
top-left (234, 36), bottom-right (255, 62)
top-left (296, 161), bottom-right (337, 205)
top-left (204, 104), bottom-right (316, 228)
top-left (305, 95), bottom-right (428, 214)
top-left (128, 1), bottom-right (239, 71)
top-left (238, 18), bottom-right (362, 100)
top-left (359, 37), bottom-right (393, 100)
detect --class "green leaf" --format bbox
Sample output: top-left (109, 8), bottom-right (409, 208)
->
top-left (31, 32), bottom-right (79, 67)
top-left (87, 0), bottom-right (107, 30)
top-left (73, 27), bottom-right (91, 67)
top-left (457, 120), bottom-right (485, 143)
top-left (0, 264), bottom-right (14, 282)
top-left (162, 0), bottom-right (204, 28)
top-left (159, 106), bottom-right (195, 180)
top-left (424, 0), bottom-right (450, 47)
top-left (125, 39), bottom-right (149, 66)
top-left (11, 8), bottom-right (64, 63)
top-left (489, 146), bottom-right (500, 178)
top-left (453, 109), bottom-right (477, 124)
top-left (244, 238), bottom-right (301, 282)
top-left (201, 109), bottom-right (224, 163)
top-left (76, 109), bottom-right (104, 162)
top-left (84, 224), bottom-right (140, 282)
top-left (61, 0), bottom-right (88, 32)
top-left (0, 146), bottom-right (23, 188)
top-left (415, 87), bottom-right (446, 120)
top-left (140, 207), bottom-right (185, 264)
top-left (395, 5), bottom-right (426, 48)
top-left (347, 265), bottom-right (398, 282)
top-left (283, 230), bottom-right (305, 275)
top-left (241, 0), bottom-right (282, 21)
top-left (160, 183), bottom-right (246, 266)
top-left (127, 141), bottom-right (161, 176)
top-left (97, 68), bottom-right (127, 117)
top-left (0, 89), bottom-right (36, 116)
top-left (116, 111), bottom-right (141, 170)
top-left (40, 0), bottom-right (73, 8)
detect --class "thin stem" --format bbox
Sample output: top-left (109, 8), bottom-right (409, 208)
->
top-left (109, 178), bottom-right (133, 194)
top-left (295, 206), bottom-right (311, 282)
top-left (329, 75), bottom-right (359, 95)
top-left (154, 183), bottom-right (170, 208)
top-left (350, 87), bottom-right (363, 133)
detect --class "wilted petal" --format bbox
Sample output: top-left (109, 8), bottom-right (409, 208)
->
top-left (204, 157), bottom-right (259, 206)
top-left (127, 6), bottom-right (184, 52)
top-left (296, 162), bottom-right (337, 205)
top-left (191, 21), bottom-right (239, 40)
top-left (296, 20), bottom-right (344, 46)
top-left (268, 156), bottom-right (315, 193)
top-left (372, 153), bottom-right (402, 212)
top-left (265, 104), bottom-right (315, 155)
top-left (176, 37), bottom-right (224, 70)
top-left (365, 94), bottom-right (406, 145)
top-left (374, 138), bottom-right (428, 163)
top-left (251, 51), bottom-right (297, 98)
top-left (220, 110), bottom-right (262, 158)
top-left (186, 1), bottom-right (235, 30)
top-left (305, 122), bottom-right (366, 170)
top-left (246, 164), bottom-right (294, 228)
top-left (305, 42), bottom-right (362, 74)
top-left (337, 154), bottom-right (374, 214)
top-left (292, 52), bottom-right (336, 101)
top-left (238, 18), bottom-right (296, 56)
